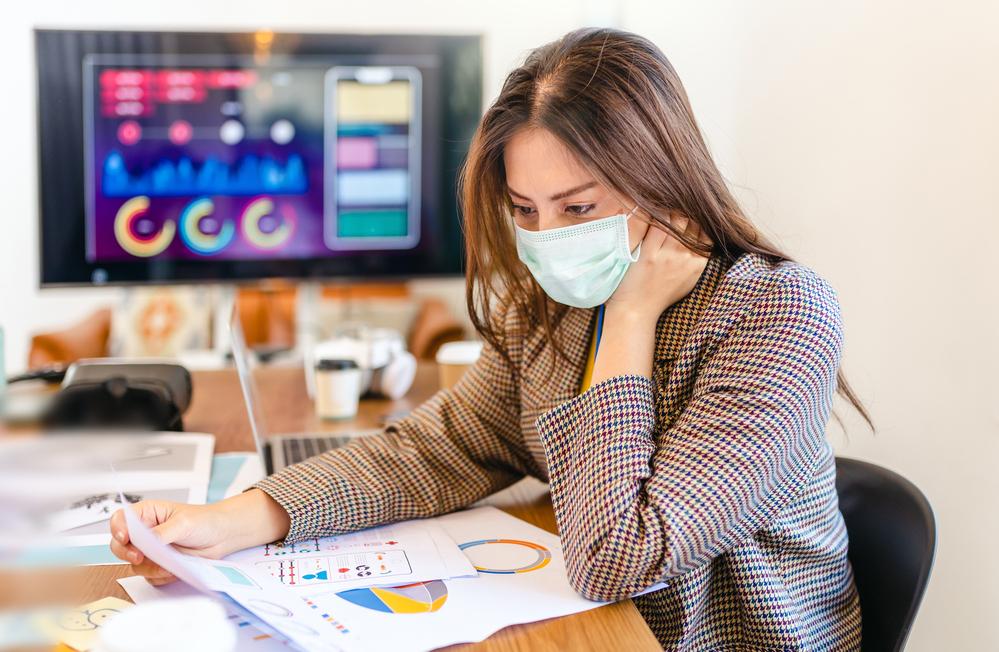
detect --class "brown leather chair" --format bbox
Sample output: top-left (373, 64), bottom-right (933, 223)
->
top-left (237, 283), bottom-right (465, 359)
top-left (27, 308), bottom-right (112, 369)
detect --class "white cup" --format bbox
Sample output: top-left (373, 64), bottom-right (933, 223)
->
top-left (315, 358), bottom-right (362, 420)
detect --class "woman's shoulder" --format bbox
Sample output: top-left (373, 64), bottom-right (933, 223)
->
top-left (709, 252), bottom-right (842, 332)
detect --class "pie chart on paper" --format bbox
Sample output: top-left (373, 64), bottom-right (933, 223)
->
top-left (336, 580), bottom-right (448, 614)
top-left (458, 538), bottom-right (552, 574)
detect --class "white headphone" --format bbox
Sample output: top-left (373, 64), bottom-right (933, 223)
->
top-left (313, 327), bottom-right (416, 400)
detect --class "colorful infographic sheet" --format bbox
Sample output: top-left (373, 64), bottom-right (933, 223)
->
top-left (224, 519), bottom-right (475, 593)
top-left (306, 506), bottom-right (643, 650)
top-left (119, 498), bottom-right (357, 652)
top-left (119, 505), bottom-right (665, 651)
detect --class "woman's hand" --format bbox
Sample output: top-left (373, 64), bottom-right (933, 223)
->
top-left (605, 212), bottom-right (711, 324)
top-left (589, 213), bottom-right (711, 386)
top-left (109, 488), bottom-right (291, 586)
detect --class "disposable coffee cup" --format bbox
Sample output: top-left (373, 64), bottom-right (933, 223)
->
top-left (435, 341), bottom-right (483, 390)
top-left (315, 358), bottom-right (362, 420)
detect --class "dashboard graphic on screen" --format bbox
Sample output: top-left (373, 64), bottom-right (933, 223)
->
top-left (83, 56), bottom-right (422, 263)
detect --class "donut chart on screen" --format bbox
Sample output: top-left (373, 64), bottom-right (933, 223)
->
top-left (179, 197), bottom-right (235, 255)
top-left (241, 197), bottom-right (295, 250)
top-left (458, 539), bottom-right (552, 574)
top-left (336, 580), bottom-right (447, 614)
top-left (113, 195), bottom-right (176, 257)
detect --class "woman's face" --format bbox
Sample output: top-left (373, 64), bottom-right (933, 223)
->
top-left (503, 127), bottom-right (649, 248)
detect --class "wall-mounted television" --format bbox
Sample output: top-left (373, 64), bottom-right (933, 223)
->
top-left (35, 29), bottom-right (482, 286)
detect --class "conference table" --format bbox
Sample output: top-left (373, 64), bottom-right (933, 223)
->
top-left (2, 363), bottom-right (661, 651)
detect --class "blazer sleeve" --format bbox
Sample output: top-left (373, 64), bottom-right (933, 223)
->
top-left (536, 272), bottom-right (844, 601)
top-left (254, 302), bottom-right (535, 542)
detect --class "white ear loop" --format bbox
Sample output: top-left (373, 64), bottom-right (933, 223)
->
top-left (623, 205), bottom-right (642, 261)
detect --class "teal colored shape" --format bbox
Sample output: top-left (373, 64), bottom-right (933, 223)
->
top-left (337, 210), bottom-right (407, 238)
top-left (207, 454), bottom-right (250, 503)
top-left (214, 565), bottom-right (254, 586)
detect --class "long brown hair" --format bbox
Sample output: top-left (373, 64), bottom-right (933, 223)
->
top-left (457, 27), bottom-right (872, 428)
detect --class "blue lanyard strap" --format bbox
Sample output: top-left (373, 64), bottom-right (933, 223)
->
top-left (594, 304), bottom-right (606, 358)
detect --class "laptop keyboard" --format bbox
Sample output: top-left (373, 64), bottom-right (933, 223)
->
top-left (282, 435), bottom-right (355, 466)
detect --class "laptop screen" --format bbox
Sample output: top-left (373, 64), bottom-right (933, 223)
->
top-left (229, 309), bottom-right (271, 458)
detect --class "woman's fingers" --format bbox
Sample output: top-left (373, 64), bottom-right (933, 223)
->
top-left (109, 537), bottom-right (144, 565)
top-left (642, 220), bottom-right (669, 252)
top-left (109, 508), bottom-right (130, 547)
top-left (110, 531), bottom-right (173, 582)
top-left (151, 510), bottom-right (190, 546)
top-left (132, 557), bottom-right (175, 581)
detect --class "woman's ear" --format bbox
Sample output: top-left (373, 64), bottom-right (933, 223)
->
top-left (627, 208), bottom-right (651, 251)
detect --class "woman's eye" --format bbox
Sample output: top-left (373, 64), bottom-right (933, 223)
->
top-left (513, 205), bottom-right (537, 217)
top-left (565, 204), bottom-right (596, 216)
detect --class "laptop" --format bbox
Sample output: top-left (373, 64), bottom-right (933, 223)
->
top-left (229, 310), bottom-right (378, 474)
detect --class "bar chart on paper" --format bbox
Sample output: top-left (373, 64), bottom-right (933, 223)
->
top-left (258, 550), bottom-right (413, 587)
top-left (223, 518), bottom-right (476, 594)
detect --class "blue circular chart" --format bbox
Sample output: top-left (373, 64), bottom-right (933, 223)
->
top-left (458, 539), bottom-right (552, 574)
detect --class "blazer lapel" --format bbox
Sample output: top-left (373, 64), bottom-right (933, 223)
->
top-left (653, 255), bottom-right (728, 427)
top-left (519, 305), bottom-right (595, 475)
top-left (525, 305), bottom-right (595, 413)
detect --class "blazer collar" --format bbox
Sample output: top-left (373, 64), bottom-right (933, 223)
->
top-left (654, 254), bottom-right (728, 364)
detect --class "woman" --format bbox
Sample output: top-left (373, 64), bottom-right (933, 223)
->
top-left (111, 28), bottom-right (865, 650)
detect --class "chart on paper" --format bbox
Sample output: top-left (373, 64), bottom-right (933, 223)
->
top-left (224, 518), bottom-right (475, 593)
top-left (257, 550), bottom-right (413, 587)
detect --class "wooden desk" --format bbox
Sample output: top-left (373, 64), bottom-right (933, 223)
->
top-left (2, 364), bottom-right (661, 651)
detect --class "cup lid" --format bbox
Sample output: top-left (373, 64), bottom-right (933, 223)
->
top-left (316, 358), bottom-right (359, 371)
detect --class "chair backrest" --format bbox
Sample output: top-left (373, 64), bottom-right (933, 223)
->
top-left (835, 457), bottom-right (936, 651)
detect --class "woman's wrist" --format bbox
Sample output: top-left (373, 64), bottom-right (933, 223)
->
top-left (215, 488), bottom-right (291, 550)
top-left (589, 303), bottom-right (658, 385)
top-left (603, 302), bottom-right (660, 330)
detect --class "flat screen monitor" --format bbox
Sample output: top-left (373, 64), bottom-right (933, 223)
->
top-left (35, 29), bottom-right (482, 286)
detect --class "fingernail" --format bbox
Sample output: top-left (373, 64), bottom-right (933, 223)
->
top-left (113, 530), bottom-right (125, 543)
top-left (130, 552), bottom-right (140, 563)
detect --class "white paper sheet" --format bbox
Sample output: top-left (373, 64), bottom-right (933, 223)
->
top-left (120, 501), bottom-right (664, 652)
top-left (224, 519), bottom-right (475, 595)
top-left (119, 576), bottom-right (295, 652)
top-left (427, 523), bottom-right (478, 581)
top-left (305, 506), bottom-right (664, 651)
top-left (118, 499), bottom-right (365, 652)
top-left (0, 433), bottom-right (213, 559)
top-left (0, 433), bottom-right (214, 496)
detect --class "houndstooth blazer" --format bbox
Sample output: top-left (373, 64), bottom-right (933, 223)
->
top-left (256, 253), bottom-right (862, 651)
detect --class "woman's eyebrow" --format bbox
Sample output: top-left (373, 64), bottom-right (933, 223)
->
top-left (507, 181), bottom-right (599, 202)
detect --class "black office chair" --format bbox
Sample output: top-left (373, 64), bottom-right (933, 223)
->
top-left (835, 457), bottom-right (936, 652)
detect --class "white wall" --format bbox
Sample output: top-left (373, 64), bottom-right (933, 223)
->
top-left (3, 1), bottom-right (997, 648)
top-left (625, 3), bottom-right (999, 649)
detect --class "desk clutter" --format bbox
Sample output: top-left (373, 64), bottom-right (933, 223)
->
top-left (0, 433), bottom-right (215, 567)
top-left (113, 505), bottom-right (654, 652)
top-left (0, 502), bottom-right (632, 650)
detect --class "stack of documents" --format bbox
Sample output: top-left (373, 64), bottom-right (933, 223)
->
top-left (119, 504), bottom-right (660, 651)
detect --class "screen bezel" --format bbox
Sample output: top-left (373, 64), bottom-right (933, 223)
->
top-left (35, 29), bottom-right (482, 287)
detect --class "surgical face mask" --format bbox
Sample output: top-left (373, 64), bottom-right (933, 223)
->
top-left (514, 207), bottom-right (641, 309)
